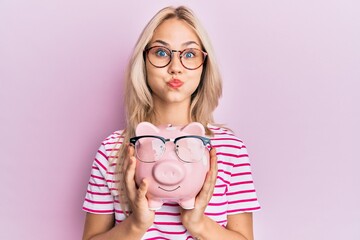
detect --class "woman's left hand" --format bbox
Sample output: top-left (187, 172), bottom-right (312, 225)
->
top-left (180, 148), bottom-right (218, 231)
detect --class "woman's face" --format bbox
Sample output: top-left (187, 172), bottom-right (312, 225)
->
top-left (145, 18), bottom-right (203, 107)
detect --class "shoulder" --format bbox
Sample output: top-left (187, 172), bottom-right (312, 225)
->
top-left (102, 130), bottom-right (124, 145)
top-left (208, 124), bottom-right (245, 147)
top-left (208, 124), bottom-right (251, 167)
top-left (100, 130), bottom-right (125, 152)
top-left (91, 130), bottom-right (124, 184)
top-left (93, 130), bottom-right (124, 169)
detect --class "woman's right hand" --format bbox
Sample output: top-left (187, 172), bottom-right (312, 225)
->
top-left (83, 146), bottom-right (155, 240)
top-left (123, 145), bottom-right (155, 230)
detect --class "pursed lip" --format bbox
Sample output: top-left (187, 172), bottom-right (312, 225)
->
top-left (167, 79), bottom-right (184, 88)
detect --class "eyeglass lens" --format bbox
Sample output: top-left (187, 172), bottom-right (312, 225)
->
top-left (134, 136), bottom-right (206, 163)
top-left (147, 46), bottom-right (206, 70)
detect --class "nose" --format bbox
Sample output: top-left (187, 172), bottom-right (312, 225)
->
top-left (167, 52), bottom-right (183, 74)
top-left (153, 161), bottom-right (185, 186)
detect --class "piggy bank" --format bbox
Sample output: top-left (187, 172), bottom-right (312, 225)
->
top-left (130, 122), bottom-right (211, 210)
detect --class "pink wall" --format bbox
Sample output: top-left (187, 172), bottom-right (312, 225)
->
top-left (1, 1), bottom-right (359, 239)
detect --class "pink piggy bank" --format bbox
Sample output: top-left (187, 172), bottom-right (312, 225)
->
top-left (130, 122), bottom-right (211, 210)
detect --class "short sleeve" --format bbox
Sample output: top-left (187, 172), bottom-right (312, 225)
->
top-left (82, 144), bottom-right (115, 214)
top-left (226, 143), bottom-right (261, 215)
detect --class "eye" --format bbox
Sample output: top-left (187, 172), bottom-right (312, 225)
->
top-left (183, 50), bottom-right (195, 58)
top-left (154, 48), bottom-right (169, 57)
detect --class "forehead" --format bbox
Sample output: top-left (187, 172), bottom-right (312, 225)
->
top-left (150, 18), bottom-right (201, 47)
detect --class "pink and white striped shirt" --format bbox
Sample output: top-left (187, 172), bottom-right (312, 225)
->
top-left (83, 125), bottom-right (261, 239)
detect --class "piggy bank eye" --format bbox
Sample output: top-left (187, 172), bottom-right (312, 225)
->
top-left (135, 137), bottom-right (165, 162)
top-left (175, 137), bottom-right (205, 163)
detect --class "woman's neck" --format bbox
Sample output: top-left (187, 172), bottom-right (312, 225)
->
top-left (152, 101), bottom-right (191, 126)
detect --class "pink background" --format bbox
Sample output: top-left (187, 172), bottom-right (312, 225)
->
top-left (1, 0), bottom-right (359, 239)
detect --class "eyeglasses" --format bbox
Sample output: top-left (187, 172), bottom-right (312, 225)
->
top-left (144, 46), bottom-right (208, 70)
top-left (129, 135), bottom-right (211, 163)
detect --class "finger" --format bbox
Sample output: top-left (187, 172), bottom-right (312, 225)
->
top-left (209, 147), bottom-right (217, 158)
top-left (204, 168), bottom-right (216, 194)
top-left (196, 150), bottom-right (218, 205)
top-left (122, 145), bottom-right (135, 173)
top-left (209, 148), bottom-right (218, 182)
top-left (195, 173), bottom-right (213, 208)
top-left (209, 148), bottom-right (218, 170)
top-left (136, 178), bottom-right (149, 200)
top-left (128, 145), bottom-right (135, 157)
top-left (124, 156), bottom-right (137, 201)
top-left (197, 169), bottom-right (217, 202)
top-left (122, 156), bottom-right (129, 174)
top-left (132, 179), bottom-right (150, 211)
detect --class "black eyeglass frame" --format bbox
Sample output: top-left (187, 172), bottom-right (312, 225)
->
top-left (144, 46), bottom-right (208, 70)
top-left (129, 135), bottom-right (212, 163)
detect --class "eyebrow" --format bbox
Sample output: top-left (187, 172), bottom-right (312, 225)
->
top-left (151, 40), bottom-right (200, 48)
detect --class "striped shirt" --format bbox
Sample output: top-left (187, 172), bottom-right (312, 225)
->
top-left (83, 125), bottom-right (261, 239)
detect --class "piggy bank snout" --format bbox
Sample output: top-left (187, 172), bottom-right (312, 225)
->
top-left (153, 162), bottom-right (185, 186)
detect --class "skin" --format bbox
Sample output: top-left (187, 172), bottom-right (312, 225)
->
top-left (145, 19), bottom-right (203, 126)
top-left (82, 18), bottom-right (254, 240)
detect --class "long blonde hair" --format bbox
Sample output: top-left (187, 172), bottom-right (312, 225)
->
top-left (115, 5), bottom-right (223, 214)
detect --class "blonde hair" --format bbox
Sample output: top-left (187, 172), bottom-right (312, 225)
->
top-left (114, 5), bottom-right (223, 215)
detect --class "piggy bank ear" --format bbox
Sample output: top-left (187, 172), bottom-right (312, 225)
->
top-left (181, 122), bottom-right (205, 136)
top-left (136, 122), bottom-right (160, 136)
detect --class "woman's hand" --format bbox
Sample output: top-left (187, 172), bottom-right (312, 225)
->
top-left (180, 148), bottom-right (218, 232)
top-left (123, 145), bottom-right (155, 230)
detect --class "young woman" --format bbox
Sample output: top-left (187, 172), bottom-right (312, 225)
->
top-left (82, 6), bottom-right (260, 240)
